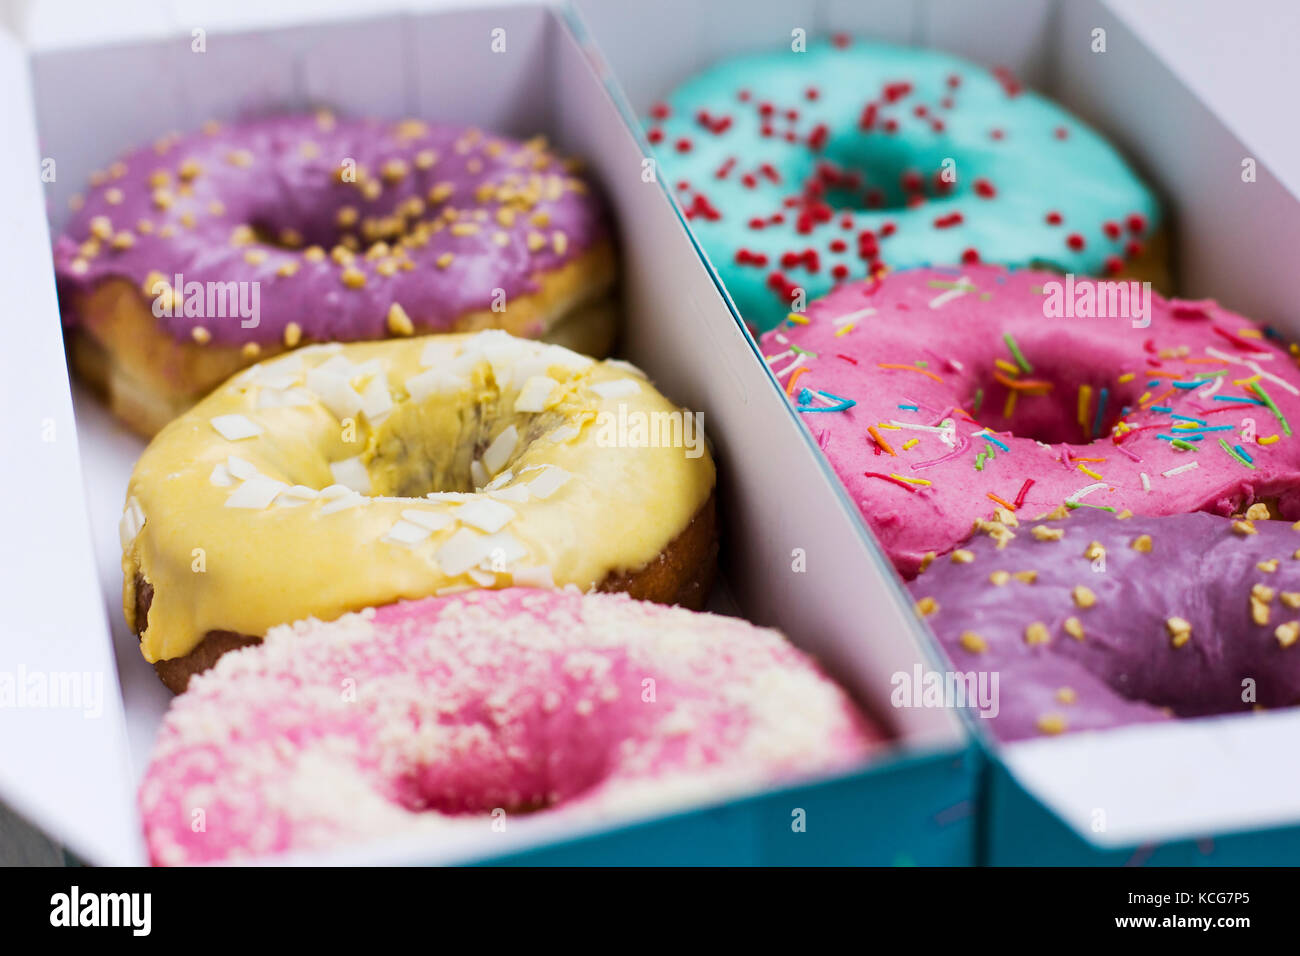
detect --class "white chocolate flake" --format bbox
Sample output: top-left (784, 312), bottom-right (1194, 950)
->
top-left (224, 476), bottom-right (288, 509)
top-left (305, 367), bottom-right (363, 420)
top-left (210, 413), bottom-right (263, 441)
top-left (399, 509), bottom-right (455, 532)
top-left (514, 375), bottom-right (559, 413)
top-left (382, 519), bottom-right (433, 547)
top-left (528, 466), bottom-right (571, 500)
top-left (329, 457), bottom-right (371, 494)
top-left (119, 496), bottom-right (145, 548)
top-left (482, 425), bottom-right (518, 475)
top-left (454, 497), bottom-right (516, 533)
top-left (227, 456), bottom-right (258, 480)
top-left (590, 379), bottom-right (640, 399)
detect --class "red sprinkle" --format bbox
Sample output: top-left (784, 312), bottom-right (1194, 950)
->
top-left (1013, 478), bottom-right (1035, 509)
top-left (1104, 255), bottom-right (1124, 275)
top-left (973, 177), bottom-right (997, 199)
top-left (1054, 126), bottom-right (1069, 139)
top-left (735, 248), bottom-right (768, 267)
top-left (1127, 213), bottom-right (1147, 235)
top-left (831, 264), bottom-right (849, 280)
top-left (1103, 220), bottom-right (1122, 240)
top-left (992, 66), bottom-right (1022, 97)
top-left (674, 138), bottom-right (692, 153)
top-left (805, 87), bottom-right (820, 101)
top-left (961, 247), bottom-right (981, 264)
top-left (1212, 325), bottom-right (1269, 353)
top-left (1066, 233), bottom-right (1085, 251)
top-left (934, 212), bottom-right (965, 229)
top-left (683, 193), bottom-right (721, 221)
top-left (1045, 211), bottom-right (1062, 225)
top-left (863, 471), bottom-right (917, 493)
top-left (780, 248), bottom-right (821, 272)
top-left (647, 128), bottom-right (663, 144)
top-left (883, 81), bottom-right (913, 103)
top-left (836, 354), bottom-right (859, 364)
top-left (832, 33), bottom-right (851, 49)
top-left (650, 103), bottom-right (671, 120)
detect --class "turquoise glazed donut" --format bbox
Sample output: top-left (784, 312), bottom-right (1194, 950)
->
top-left (647, 36), bottom-right (1163, 332)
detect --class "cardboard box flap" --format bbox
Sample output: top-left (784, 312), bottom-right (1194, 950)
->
top-left (0, 28), bottom-right (143, 865)
top-left (1004, 709), bottom-right (1300, 847)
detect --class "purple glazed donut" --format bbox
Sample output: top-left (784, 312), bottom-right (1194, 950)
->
top-left (910, 506), bottom-right (1300, 740)
top-left (53, 113), bottom-right (617, 436)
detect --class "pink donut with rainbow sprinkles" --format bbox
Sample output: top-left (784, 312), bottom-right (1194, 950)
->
top-left (761, 264), bottom-right (1300, 576)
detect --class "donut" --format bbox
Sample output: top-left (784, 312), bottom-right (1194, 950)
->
top-left (53, 114), bottom-right (617, 436)
top-left (646, 36), bottom-right (1165, 332)
top-left (120, 330), bottom-right (716, 692)
top-left (138, 588), bottom-right (881, 864)
top-left (909, 507), bottom-right (1300, 740)
top-left (759, 265), bottom-right (1300, 576)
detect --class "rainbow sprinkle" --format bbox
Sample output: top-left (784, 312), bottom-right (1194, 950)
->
top-left (1092, 387), bottom-right (1109, 439)
top-left (1250, 381), bottom-right (1292, 436)
top-left (980, 432), bottom-right (1010, 453)
top-left (868, 425), bottom-right (897, 457)
top-left (1219, 437), bottom-right (1256, 469)
top-left (877, 363), bottom-right (944, 384)
top-left (1003, 332), bottom-right (1033, 373)
top-left (1212, 395), bottom-right (1265, 405)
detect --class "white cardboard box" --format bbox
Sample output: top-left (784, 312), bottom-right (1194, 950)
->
top-left (573, 0), bottom-right (1300, 860)
top-left (0, 0), bottom-right (964, 866)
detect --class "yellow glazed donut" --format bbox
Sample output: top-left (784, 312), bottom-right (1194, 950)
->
top-left (120, 330), bottom-right (717, 691)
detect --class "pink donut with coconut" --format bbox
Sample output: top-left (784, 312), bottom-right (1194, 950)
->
top-left (139, 589), bottom-right (880, 865)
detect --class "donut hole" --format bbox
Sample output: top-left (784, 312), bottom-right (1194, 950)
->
top-left (384, 673), bottom-right (633, 816)
top-left (360, 397), bottom-right (561, 497)
top-left (246, 211), bottom-right (415, 255)
top-left (244, 181), bottom-right (433, 254)
top-left (807, 134), bottom-right (968, 211)
top-left (970, 330), bottom-right (1145, 445)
